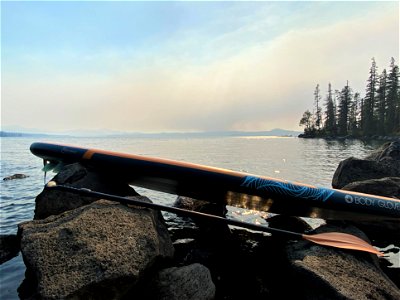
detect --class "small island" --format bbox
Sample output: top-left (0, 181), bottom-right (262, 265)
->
top-left (299, 57), bottom-right (399, 139)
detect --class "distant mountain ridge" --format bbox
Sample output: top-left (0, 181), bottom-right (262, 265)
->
top-left (1, 128), bottom-right (301, 138)
top-left (0, 131), bottom-right (68, 138)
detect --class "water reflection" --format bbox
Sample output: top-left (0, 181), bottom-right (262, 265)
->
top-left (0, 136), bottom-right (390, 298)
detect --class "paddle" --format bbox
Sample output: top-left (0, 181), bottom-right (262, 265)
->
top-left (46, 181), bottom-right (383, 257)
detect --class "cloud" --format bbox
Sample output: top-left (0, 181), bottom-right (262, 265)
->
top-left (2, 2), bottom-right (398, 132)
top-left (101, 6), bottom-right (397, 132)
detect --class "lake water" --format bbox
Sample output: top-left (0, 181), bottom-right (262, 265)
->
top-left (0, 136), bottom-right (388, 298)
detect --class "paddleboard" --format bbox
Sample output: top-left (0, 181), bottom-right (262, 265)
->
top-left (30, 142), bottom-right (400, 221)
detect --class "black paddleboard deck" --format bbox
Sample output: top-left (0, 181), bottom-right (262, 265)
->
top-left (30, 142), bottom-right (400, 221)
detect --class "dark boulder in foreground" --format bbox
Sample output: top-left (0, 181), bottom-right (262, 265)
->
top-left (147, 263), bottom-right (216, 300)
top-left (284, 224), bottom-right (400, 300)
top-left (34, 163), bottom-right (138, 220)
top-left (19, 199), bottom-right (174, 299)
top-left (0, 234), bottom-right (20, 264)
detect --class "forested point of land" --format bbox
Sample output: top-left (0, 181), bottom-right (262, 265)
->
top-left (299, 57), bottom-right (399, 139)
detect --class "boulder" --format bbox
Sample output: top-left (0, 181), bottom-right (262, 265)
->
top-left (332, 142), bottom-right (400, 189)
top-left (284, 224), bottom-right (400, 299)
top-left (35, 163), bottom-right (138, 219)
top-left (174, 196), bottom-right (227, 217)
top-left (365, 141), bottom-right (400, 161)
top-left (173, 196), bottom-right (230, 237)
top-left (147, 263), bottom-right (216, 300)
top-left (18, 199), bottom-right (174, 299)
top-left (332, 142), bottom-right (400, 239)
top-left (0, 234), bottom-right (20, 264)
top-left (332, 158), bottom-right (400, 189)
top-left (340, 177), bottom-right (400, 240)
top-left (342, 177), bottom-right (400, 199)
top-left (266, 215), bottom-right (313, 233)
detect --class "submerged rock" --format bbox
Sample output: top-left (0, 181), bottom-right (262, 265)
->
top-left (19, 199), bottom-right (174, 299)
top-left (35, 163), bottom-right (138, 219)
top-left (3, 174), bottom-right (29, 181)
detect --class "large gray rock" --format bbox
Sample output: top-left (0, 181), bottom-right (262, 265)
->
top-left (332, 158), bottom-right (400, 189)
top-left (148, 263), bottom-right (215, 300)
top-left (19, 199), bottom-right (174, 299)
top-left (332, 141), bottom-right (400, 189)
top-left (285, 225), bottom-right (400, 299)
top-left (35, 163), bottom-right (138, 219)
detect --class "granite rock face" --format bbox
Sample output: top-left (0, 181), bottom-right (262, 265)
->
top-left (19, 199), bottom-right (174, 299)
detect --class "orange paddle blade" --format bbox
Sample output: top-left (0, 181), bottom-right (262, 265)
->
top-left (302, 232), bottom-right (384, 256)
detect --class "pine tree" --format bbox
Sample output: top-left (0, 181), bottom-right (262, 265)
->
top-left (314, 84), bottom-right (322, 131)
top-left (324, 83), bottom-right (336, 136)
top-left (386, 57), bottom-right (399, 134)
top-left (376, 69), bottom-right (387, 135)
top-left (337, 81), bottom-right (352, 136)
top-left (362, 58), bottom-right (378, 135)
top-left (349, 92), bottom-right (360, 135)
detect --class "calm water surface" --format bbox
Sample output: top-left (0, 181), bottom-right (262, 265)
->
top-left (0, 136), bottom-right (385, 298)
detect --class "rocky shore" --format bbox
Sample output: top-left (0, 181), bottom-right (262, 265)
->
top-left (1, 142), bottom-right (399, 299)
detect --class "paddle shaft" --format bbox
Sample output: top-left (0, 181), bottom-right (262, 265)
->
top-left (47, 184), bottom-right (384, 256)
top-left (49, 184), bottom-right (303, 239)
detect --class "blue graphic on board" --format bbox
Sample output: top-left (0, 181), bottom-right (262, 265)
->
top-left (241, 176), bottom-right (334, 202)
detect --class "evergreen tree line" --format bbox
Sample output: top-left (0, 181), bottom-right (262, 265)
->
top-left (299, 58), bottom-right (399, 137)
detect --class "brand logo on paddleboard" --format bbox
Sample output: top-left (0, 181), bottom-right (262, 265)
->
top-left (344, 194), bottom-right (400, 211)
top-left (345, 195), bottom-right (375, 206)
